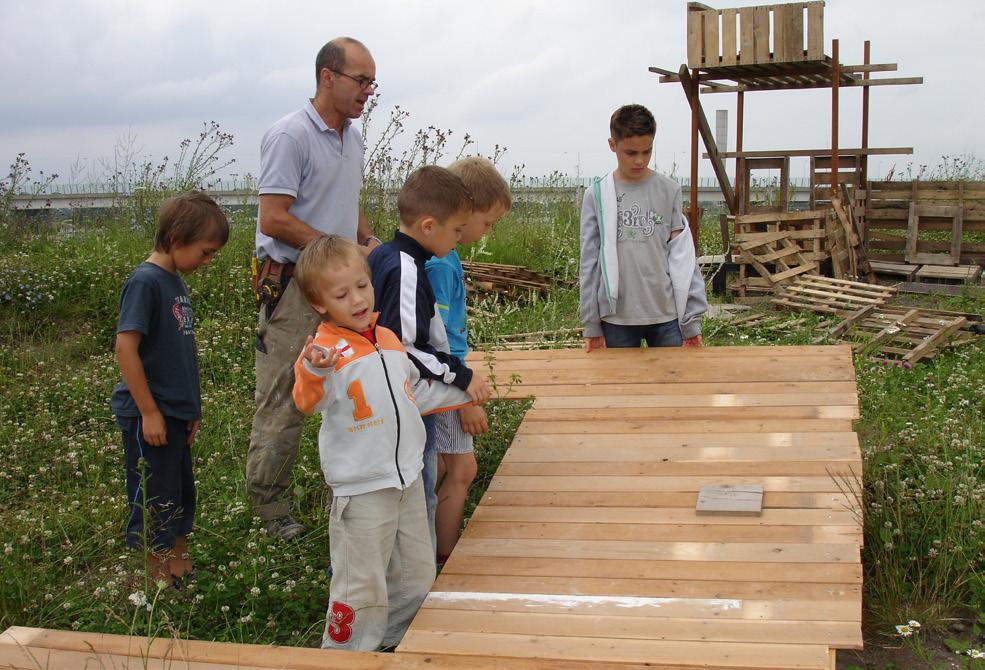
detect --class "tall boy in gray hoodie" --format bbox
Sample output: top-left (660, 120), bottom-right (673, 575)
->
top-left (579, 104), bottom-right (708, 351)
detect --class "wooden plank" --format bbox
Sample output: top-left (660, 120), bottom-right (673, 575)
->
top-left (0, 631), bottom-right (658, 670)
top-left (468, 345), bottom-right (856, 363)
top-left (522, 406), bottom-right (860, 422)
top-left (739, 6), bottom-right (756, 63)
top-left (773, 3), bottom-right (804, 62)
top-left (433, 575), bottom-right (861, 602)
top-left (0, 626), bottom-right (404, 670)
top-left (704, 10), bottom-right (720, 67)
top-left (687, 8), bottom-right (705, 67)
top-left (487, 475), bottom-right (858, 494)
top-left (753, 6), bottom-right (770, 62)
top-left (470, 506), bottom-right (860, 527)
top-left (462, 521), bottom-right (861, 545)
top-left (481, 490), bottom-right (859, 510)
top-left (508, 431), bottom-right (860, 452)
top-left (399, 631), bottom-right (835, 669)
top-left (496, 462), bottom-right (861, 479)
top-left (530, 392), bottom-right (860, 409)
top-left (421, 591), bottom-right (861, 622)
top-left (715, 147), bottom-right (912, 159)
top-left (806, 2), bottom-right (824, 59)
top-left (722, 8), bottom-right (739, 65)
top-left (441, 555), bottom-right (862, 585)
top-left (516, 419), bottom-right (854, 434)
top-left (409, 609), bottom-right (862, 648)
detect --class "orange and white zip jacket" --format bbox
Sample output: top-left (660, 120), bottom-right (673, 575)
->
top-left (293, 314), bottom-right (472, 497)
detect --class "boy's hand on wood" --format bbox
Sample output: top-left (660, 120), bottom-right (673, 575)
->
top-left (186, 419), bottom-right (201, 446)
top-left (465, 375), bottom-right (491, 405)
top-left (682, 335), bottom-right (703, 348)
top-left (584, 336), bottom-right (606, 352)
top-left (302, 336), bottom-right (338, 368)
top-left (458, 405), bottom-right (488, 436)
top-left (142, 411), bottom-right (167, 446)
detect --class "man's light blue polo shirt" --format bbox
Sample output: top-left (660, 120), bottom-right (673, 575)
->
top-left (255, 101), bottom-right (363, 263)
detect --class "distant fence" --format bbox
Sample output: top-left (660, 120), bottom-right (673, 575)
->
top-left (10, 176), bottom-right (818, 211)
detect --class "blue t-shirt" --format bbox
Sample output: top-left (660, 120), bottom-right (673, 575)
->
top-left (110, 262), bottom-right (201, 421)
top-left (425, 249), bottom-right (468, 361)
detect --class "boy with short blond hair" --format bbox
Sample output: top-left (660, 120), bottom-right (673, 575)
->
top-left (292, 235), bottom-right (471, 651)
top-left (427, 157), bottom-right (511, 567)
top-left (580, 104), bottom-right (707, 351)
top-left (368, 165), bottom-right (491, 552)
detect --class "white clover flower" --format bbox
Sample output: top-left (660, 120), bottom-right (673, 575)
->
top-left (128, 591), bottom-right (148, 608)
top-left (220, 605), bottom-right (229, 613)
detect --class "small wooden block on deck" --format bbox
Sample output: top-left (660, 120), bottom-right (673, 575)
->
top-left (696, 484), bottom-right (764, 515)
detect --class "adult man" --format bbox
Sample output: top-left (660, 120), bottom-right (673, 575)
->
top-left (247, 37), bottom-right (381, 540)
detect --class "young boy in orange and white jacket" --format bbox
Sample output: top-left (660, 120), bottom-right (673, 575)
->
top-left (291, 235), bottom-right (473, 652)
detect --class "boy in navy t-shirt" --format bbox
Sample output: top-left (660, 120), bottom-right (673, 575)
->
top-left (111, 191), bottom-right (229, 587)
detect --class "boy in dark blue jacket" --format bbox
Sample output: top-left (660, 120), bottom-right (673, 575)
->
top-left (368, 166), bottom-right (490, 550)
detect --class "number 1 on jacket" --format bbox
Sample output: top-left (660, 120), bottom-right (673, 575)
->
top-left (346, 380), bottom-right (374, 421)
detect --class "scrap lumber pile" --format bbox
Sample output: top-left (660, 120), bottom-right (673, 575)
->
top-left (461, 261), bottom-right (565, 299)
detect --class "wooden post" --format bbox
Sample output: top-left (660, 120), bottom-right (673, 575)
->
top-left (690, 68), bottom-right (700, 249)
top-left (735, 90), bottom-right (744, 215)
top-left (831, 39), bottom-right (840, 197)
top-left (861, 40), bottom-right (870, 186)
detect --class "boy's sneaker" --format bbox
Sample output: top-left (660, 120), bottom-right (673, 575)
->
top-left (265, 516), bottom-right (308, 541)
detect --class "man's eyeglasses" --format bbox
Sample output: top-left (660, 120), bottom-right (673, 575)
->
top-left (330, 69), bottom-right (379, 92)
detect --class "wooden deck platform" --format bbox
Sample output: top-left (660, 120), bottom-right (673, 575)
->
top-left (1, 346), bottom-right (862, 670)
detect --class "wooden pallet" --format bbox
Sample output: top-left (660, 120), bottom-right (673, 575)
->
top-left (733, 230), bottom-right (817, 299)
top-left (734, 210), bottom-right (830, 262)
top-left (771, 276), bottom-right (896, 316)
top-left (905, 203), bottom-right (964, 266)
top-left (914, 264), bottom-right (981, 282)
top-left (869, 260), bottom-right (918, 280)
top-left (816, 306), bottom-right (971, 363)
top-left (865, 180), bottom-right (985, 266)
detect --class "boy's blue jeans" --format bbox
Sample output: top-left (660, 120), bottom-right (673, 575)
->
top-left (601, 320), bottom-right (683, 348)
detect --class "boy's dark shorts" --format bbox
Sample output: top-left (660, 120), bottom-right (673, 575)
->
top-left (119, 415), bottom-right (196, 552)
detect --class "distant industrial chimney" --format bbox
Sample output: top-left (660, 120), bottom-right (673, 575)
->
top-left (715, 109), bottom-right (729, 157)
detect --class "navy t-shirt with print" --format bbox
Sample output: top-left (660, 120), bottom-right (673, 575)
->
top-left (111, 262), bottom-right (201, 421)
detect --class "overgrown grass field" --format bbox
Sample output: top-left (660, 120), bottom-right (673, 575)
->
top-left (0, 185), bottom-right (982, 663)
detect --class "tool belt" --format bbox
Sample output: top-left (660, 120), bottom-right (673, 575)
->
top-left (250, 255), bottom-right (295, 310)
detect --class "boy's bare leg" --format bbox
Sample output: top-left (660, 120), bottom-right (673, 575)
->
top-left (170, 535), bottom-right (193, 578)
top-left (147, 551), bottom-right (173, 587)
top-left (435, 453), bottom-right (477, 562)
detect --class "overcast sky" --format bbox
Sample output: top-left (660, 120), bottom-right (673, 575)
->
top-left (1, 0), bottom-right (982, 190)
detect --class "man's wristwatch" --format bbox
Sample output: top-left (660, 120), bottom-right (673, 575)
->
top-left (364, 235), bottom-right (383, 247)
